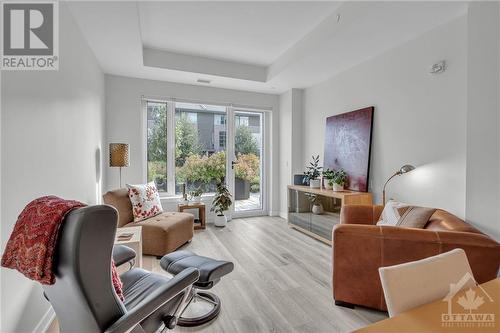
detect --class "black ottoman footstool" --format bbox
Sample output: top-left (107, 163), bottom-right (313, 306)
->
top-left (160, 250), bottom-right (234, 327)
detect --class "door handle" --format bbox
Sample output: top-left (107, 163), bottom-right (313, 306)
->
top-left (231, 161), bottom-right (238, 169)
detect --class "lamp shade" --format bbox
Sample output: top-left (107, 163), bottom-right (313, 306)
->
top-left (399, 164), bottom-right (415, 174)
top-left (109, 143), bottom-right (129, 167)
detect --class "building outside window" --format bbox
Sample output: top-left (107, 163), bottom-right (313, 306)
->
top-left (219, 131), bottom-right (226, 149)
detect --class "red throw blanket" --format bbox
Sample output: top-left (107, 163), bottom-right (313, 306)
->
top-left (1, 195), bottom-right (124, 301)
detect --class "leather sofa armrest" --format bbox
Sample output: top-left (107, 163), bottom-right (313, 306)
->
top-left (104, 267), bottom-right (200, 333)
top-left (332, 224), bottom-right (500, 310)
top-left (340, 205), bottom-right (384, 225)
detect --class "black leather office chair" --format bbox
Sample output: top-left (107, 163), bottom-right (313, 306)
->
top-left (43, 205), bottom-right (200, 333)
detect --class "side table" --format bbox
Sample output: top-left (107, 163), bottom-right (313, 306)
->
top-left (178, 202), bottom-right (206, 230)
top-left (115, 226), bottom-right (142, 268)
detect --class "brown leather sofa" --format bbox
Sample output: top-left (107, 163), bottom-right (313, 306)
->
top-left (333, 205), bottom-right (500, 311)
top-left (103, 189), bottom-right (194, 257)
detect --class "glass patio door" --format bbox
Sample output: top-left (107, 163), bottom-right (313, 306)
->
top-left (226, 108), bottom-right (264, 215)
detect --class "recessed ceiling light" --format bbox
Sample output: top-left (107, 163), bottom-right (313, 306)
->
top-left (197, 79), bottom-right (211, 84)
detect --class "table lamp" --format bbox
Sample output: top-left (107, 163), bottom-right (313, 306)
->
top-left (109, 143), bottom-right (130, 188)
top-left (382, 164), bottom-right (415, 204)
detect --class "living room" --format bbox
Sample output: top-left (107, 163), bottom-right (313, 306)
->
top-left (1, 1), bottom-right (499, 333)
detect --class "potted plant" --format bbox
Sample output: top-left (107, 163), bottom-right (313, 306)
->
top-left (188, 187), bottom-right (204, 203)
top-left (331, 169), bottom-right (347, 191)
top-left (305, 193), bottom-right (323, 215)
top-left (211, 177), bottom-right (233, 227)
top-left (304, 155), bottom-right (323, 189)
top-left (322, 168), bottom-right (335, 190)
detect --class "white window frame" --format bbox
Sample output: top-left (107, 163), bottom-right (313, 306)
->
top-left (143, 98), bottom-right (176, 196)
top-left (142, 97), bottom-right (271, 216)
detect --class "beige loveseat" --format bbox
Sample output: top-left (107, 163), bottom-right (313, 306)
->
top-left (103, 189), bottom-right (194, 257)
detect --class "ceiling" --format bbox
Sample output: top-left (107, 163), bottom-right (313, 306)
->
top-left (139, 2), bottom-right (339, 66)
top-left (67, 1), bottom-right (467, 94)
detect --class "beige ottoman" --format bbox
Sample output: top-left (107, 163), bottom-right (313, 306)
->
top-left (103, 189), bottom-right (194, 257)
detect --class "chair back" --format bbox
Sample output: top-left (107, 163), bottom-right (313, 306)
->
top-left (43, 205), bottom-right (126, 332)
top-left (379, 248), bottom-right (476, 317)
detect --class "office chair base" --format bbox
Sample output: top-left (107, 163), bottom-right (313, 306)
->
top-left (177, 291), bottom-right (221, 327)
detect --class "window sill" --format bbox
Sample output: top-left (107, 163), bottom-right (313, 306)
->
top-left (159, 193), bottom-right (215, 203)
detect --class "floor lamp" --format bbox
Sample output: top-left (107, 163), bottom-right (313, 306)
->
top-left (109, 143), bottom-right (130, 188)
top-left (382, 164), bottom-right (415, 205)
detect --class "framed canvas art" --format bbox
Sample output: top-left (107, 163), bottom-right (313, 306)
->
top-left (324, 106), bottom-right (374, 192)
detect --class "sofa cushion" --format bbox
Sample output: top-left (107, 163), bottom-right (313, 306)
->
top-left (426, 209), bottom-right (483, 234)
top-left (123, 212), bottom-right (194, 256)
top-left (377, 200), bottom-right (409, 226)
top-left (103, 189), bottom-right (133, 227)
top-left (126, 182), bottom-right (163, 222)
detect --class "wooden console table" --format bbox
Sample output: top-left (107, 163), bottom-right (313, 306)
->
top-left (287, 185), bottom-right (372, 244)
top-left (178, 202), bottom-right (206, 230)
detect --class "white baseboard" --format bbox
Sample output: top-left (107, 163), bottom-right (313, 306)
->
top-left (269, 210), bottom-right (281, 217)
top-left (34, 307), bottom-right (55, 333)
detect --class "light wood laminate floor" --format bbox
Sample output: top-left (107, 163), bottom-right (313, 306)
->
top-left (48, 216), bottom-right (387, 333)
top-left (145, 216), bottom-right (387, 332)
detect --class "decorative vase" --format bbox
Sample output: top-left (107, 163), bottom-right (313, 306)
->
top-left (309, 179), bottom-right (321, 189)
top-left (214, 214), bottom-right (227, 227)
top-left (324, 181), bottom-right (333, 190)
top-left (332, 183), bottom-right (344, 191)
top-left (192, 196), bottom-right (201, 203)
top-left (312, 203), bottom-right (324, 215)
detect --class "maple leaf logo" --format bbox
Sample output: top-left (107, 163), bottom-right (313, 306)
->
top-left (457, 288), bottom-right (484, 313)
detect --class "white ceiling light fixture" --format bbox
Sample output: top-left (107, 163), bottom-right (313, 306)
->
top-left (197, 78), bottom-right (211, 84)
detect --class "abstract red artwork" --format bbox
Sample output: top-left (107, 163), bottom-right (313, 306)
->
top-left (324, 106), bottom-right (374, 192)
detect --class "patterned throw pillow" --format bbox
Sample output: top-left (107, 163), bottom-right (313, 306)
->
top-left (376, 200), bottom-right (409, 226)
top-left (126, 182), bottom-right (163, 222)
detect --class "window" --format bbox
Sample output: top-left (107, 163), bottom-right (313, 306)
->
top-left (145, 99), bottom-right (228, 195)
top-left (219, 131), bottom-right (226, 149)
top-left (214, 114), bottom-right (226, 125)
top-left (236, 116), bottom-right (249, 127)
top-left (145, 99), bottom-right (266, 202)
top-left (146, 101), bottom-right (167, 192)
top-left (175, 103), bottom-right (227, 194)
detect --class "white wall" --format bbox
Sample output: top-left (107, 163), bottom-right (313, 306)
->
top-left (301, 16), bottom-right (467, 217)
top-left (466, 2), bottom-right (500, 241)
top-left (104, 75), bottom-right (280, 216)
top-left (0, 4), bottom-right (105, 332)
top-left (279, 89), bottom-right (303, 217)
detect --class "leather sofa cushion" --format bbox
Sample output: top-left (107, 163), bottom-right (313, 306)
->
top-left (426, 209), bottom-right (483, 234)
top-left (103, 189), bottom-right (133, 227)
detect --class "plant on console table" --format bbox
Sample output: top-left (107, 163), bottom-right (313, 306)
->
top-left (304, 155), bottom-right (322, 189)
top-left (331, 169), bottom-right (347, 191)
top-left (211, 177), bottom-right (232, 227)
top-left (322, 168), bottom-right (335, 190)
